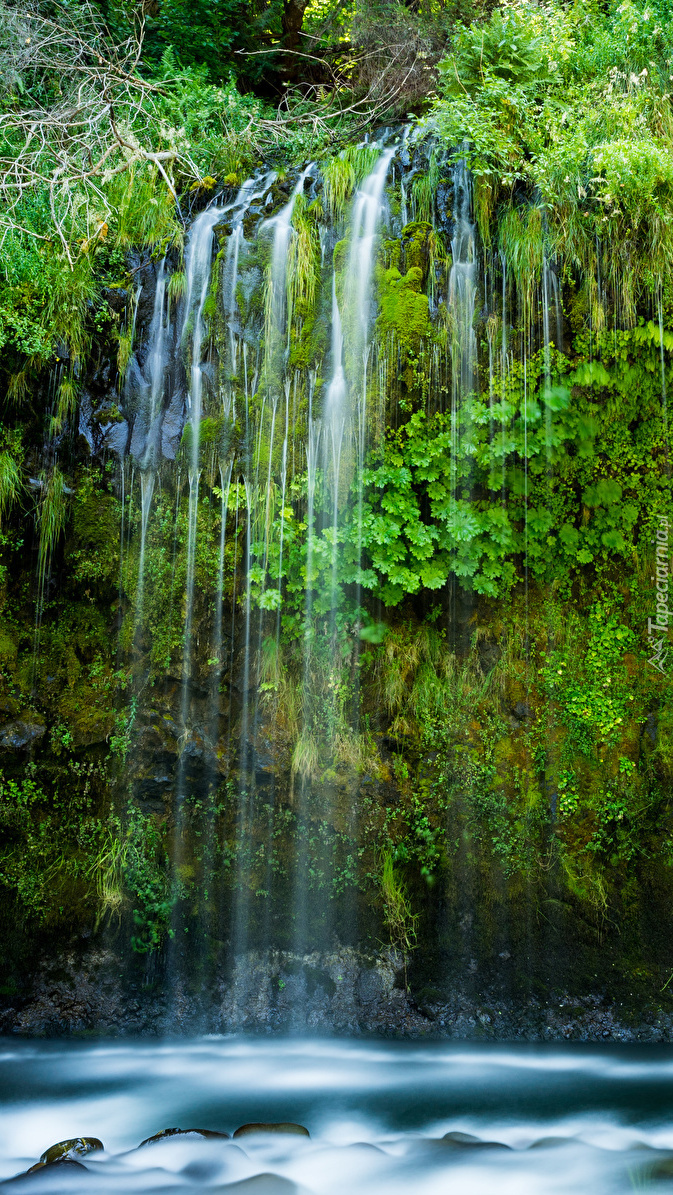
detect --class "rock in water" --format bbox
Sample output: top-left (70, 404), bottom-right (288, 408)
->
top-left (185, 1129), bottom-right (230, 1139)
top-left (219, 1177), bottom-right (303, 1194)
top-left (40, 1138), bottom-right (103, 1164)
top-left (651, 1156), bottom-right (673, 1178)
top-left (440, 1130), bottom-right (509, 1149)
top-left (139, 1127), bottom-right (229, 1146)
top-left (4, 1160), bottom-right (87, 1183)
top-left (233, 1123), bottom-right (310, 1138)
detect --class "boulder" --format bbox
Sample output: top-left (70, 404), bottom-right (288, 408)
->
top-left (220, 1178), bottom-right (303, 1195)
top-left (4, 1159), bottom-right (87, 1184)
top-left (40, 1138), bottom-right (103, 1164)
top-left (139, 1127), bottom-right (229, 1147)
top-left (440, 1131), bottom-right (508, 1150)
top-left (233, 1124), bottom-right (310, 1139)
top-left (0, 720), bottom-right (46, 751)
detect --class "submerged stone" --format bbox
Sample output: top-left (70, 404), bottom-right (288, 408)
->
top-left (440, 1131), bottom-right (509, 1149)
top-left (233, 1123), bottom-right (310, 1138)
top-left (5, 1159), bottom-right (87, 1184)
top-left (220, 1177), bottom-right (303, 1194)
top-left (650, 1155), bottom-right (673, 1178)
top-left (138, 1127), bottom-right (229, 1147)
top-left (39, 1138), bottom-right (103, 1164)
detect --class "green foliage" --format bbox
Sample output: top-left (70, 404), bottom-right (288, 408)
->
top-left (0, 765), bottom-right (108, 927)
top-left (376, 262), bottom-right (430, 356)
top-left (430, 0), bottom-right (673, 318)
top-left (442, 7), bottom-right (553, 93)
top-left (539, 603), bottom-right (636, 758)
top-left (0, 430), bottom-right (23, 524)
top-left (140, 0), bottom-right (273, 86)
top-left (37, 465), bottom-right (69, 591)
top-left (122, 805), bottom-right (177, 953)
top-left (0, 764), bottom-right (177, 950)
top-left (380, 851), bottom-right (417, 982)
top-left (322, 145), bottom-right (380, 217)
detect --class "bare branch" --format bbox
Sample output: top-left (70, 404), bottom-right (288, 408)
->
top-left (0, 0), bottom-right (189, 261)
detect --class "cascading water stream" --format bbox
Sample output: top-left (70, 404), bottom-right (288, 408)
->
top-left (166, 205), bottom-right (223, 998)
top-left (142, 259), bottom-right (169, 471)
top-left (446, 157), bottom-right (478, 651)
top-left (131, 262), bottom-right (169, 636)
top-left (264, 165), bottom-right (314, 378)
top-left (325, 144), bottom-right (395, 623)
top-left (448, 158), bottom-right (477, 505)
top-left (168, 177), bottom-right (278, 1001)
top-left (223, 170), bottom-right (319, 1021)
top-left (288, 145), bottom-right (395, 984)
top-left (178, 205), bottom-right (223, 718)
top-left (324, 272), bottom-right (347, 615)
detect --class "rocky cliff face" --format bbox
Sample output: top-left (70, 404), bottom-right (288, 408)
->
top-left (1, 135), bottom-right (673, 1036)
top-left (5, 941), bottom-right (673, 1043)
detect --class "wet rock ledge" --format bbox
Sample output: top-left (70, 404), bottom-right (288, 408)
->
top-left (1, 945), bottom-right (673, 1041)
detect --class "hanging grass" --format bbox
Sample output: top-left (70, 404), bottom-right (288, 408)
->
top-left (87, 829), bottom-right (128, 928)
top-left (321, 144), bottom-right (380, 218)
top-left (0, 445), bottom-right (22, 524)
top-left (108, 165), bottom-right (182, 252)
top-left (50, 374), bottom-right (79, 436)
top-left (380, 851), bottom-right (417, 988)
top-left (287, 193), bottom-right (320, 322)
top-left (168, 270), bottom-right (187, 303)
top-left (116, 326), bottom-right (132, 380)
top-left (291, 728), bottom-right (320, 782)
top-left (38, 464), bottom-right (69, 589)
top-left (411, 150), bottom-right (441, 224)
top-left (430, 0), bottom-right (673, 327)
top-left (498, 204), bottom-right (545, 314)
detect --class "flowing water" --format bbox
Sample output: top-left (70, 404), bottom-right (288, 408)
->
top-left (67, 133), bottom-right (598, 1021)
top-left (2, 1040), bottom-right (673, 1194)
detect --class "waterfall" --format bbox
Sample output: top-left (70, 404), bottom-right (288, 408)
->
top-left (167, 206), bottom-right (222, 997)
top-left (93, 129), bottom-right (641, 1026)
top-left (5, 0), bottom-right (669, 1038)
top-left (129, 260), bottom-right (168, 638)
top-left (287, 145), bottom-right (394, 984)
top-left (448, 158), bottom-right (478, 505)
top-left (134, 470), bottom-right (155, 633)
top-left (142, 259), bottom-right (168, 471)
top-left (178, 204), bottom-right (223, 715)
top-left (324, 272), bottom-right (346, 616)
top-left (264, 165), bottom-right (314, 384)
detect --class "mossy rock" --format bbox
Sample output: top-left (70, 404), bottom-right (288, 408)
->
top-left (233, 1123), bottom-right (309, 1138)
top-left (139, 1128), bottom-right (229, 1147)
top-left (0, 623), bottom-right (18, 669)
top-left (333, 237), bottom-right (347, 274)
top-left (40, 1137), bottom-right (103, 1164)
top-left (401, 221), bottom-right (436, 278)
top-left (377, 264), bottom-right (430, 357)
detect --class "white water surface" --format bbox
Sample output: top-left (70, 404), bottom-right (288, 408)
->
top-left (1, 1039), bottom-right (673, 1193)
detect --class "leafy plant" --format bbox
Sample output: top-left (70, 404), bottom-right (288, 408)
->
top-left (380, 850), bottom-right (418, 988)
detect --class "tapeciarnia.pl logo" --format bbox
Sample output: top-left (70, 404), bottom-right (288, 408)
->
top-left (648, 516), bottom-right (671, 674)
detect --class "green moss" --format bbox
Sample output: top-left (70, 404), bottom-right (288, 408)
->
top-left (377, 264), bottom-right (430, 354)
top-left (333, 237), bottom-right (347, 274)
top-left (0, 622), bottom-right (18, 670)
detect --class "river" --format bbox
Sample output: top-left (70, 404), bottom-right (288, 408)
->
top-left (2, 1039), bottom-right (673, 1192)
